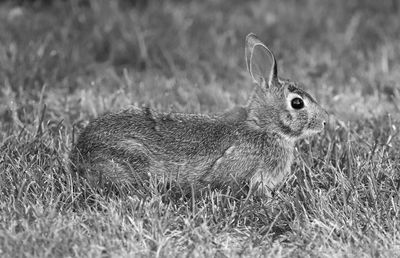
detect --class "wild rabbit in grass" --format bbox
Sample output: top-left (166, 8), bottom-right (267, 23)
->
top-left (70, 33), bottom-right (328, 196)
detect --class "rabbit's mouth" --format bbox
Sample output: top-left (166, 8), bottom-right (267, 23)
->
top-left (296, 129), bottom-right (323, 140)
top-left (304, 123), bottom-right (326, 136)
top-left (296, 119), bottom-right (325, 138)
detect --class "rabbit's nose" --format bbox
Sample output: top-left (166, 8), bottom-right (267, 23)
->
top-left (322, 110), bottom-right (329, 127)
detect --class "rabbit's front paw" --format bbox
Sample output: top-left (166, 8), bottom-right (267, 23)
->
top-left (249, 181), bottom-right (273, 198)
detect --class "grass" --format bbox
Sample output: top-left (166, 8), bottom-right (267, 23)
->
top-left (0, 0), bottom-right (400, 257)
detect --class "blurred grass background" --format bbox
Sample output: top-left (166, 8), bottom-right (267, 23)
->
top-left (0, 0), bottom-right (399, 257)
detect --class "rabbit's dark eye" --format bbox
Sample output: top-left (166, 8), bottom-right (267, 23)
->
top-left (291, 97), bottom-right (304, 109)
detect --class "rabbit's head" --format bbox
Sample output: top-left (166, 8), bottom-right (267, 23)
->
top-left (245, 33), bottom-right (328, 141)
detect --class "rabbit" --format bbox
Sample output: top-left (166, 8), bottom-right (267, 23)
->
top-left (70, 33), bottom-right (328, 196)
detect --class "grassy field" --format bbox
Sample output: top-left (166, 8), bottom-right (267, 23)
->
top-left (1, 0), bottom-right (400, 257)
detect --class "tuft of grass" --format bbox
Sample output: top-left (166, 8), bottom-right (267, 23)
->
top-left (1, 0), bottom-right (400, 257)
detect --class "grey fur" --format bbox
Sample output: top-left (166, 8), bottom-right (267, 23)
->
top-left (70, 33), bottom-right (328, 195)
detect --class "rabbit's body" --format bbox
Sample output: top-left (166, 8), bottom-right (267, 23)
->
top-left (70, 33), bottom-right (328, 195)
top-left (71, 106), bottom-right (294, 192)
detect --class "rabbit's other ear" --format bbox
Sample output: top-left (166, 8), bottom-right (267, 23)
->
top-left (245, 33), bottom-right (278, 89)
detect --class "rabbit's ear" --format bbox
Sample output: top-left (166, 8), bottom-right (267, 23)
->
top-left (245, 33), bottom-right (278, 89)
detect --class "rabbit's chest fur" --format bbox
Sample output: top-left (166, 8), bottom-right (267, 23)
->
top-left (202, 130), bottom-right (294, 191)
top-left (73, 107), bottom-right (295, 191)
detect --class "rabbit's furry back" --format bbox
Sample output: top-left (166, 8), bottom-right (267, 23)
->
top-left (70, 33), bottom-right (328, 195)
